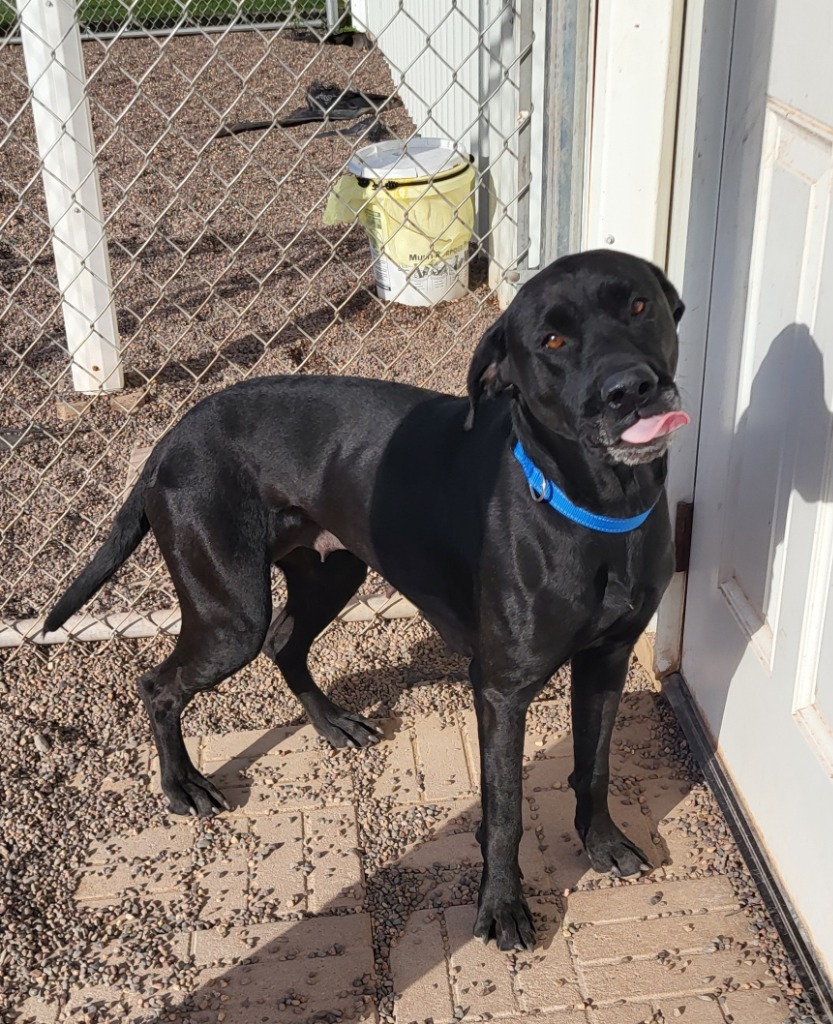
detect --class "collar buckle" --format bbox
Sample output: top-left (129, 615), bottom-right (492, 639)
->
top-left (529, 480), bottom-right (549, 503)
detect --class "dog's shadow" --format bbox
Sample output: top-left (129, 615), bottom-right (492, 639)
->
top-left (129, 636), bottom-right (697, 1024)
top-left (196, 631), bottom-right (468, 811)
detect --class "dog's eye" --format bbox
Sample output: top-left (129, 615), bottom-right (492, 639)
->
top-left (631, 298), bottom-right (647, 316)
top-left (544, 334), bottom-right (566, 350)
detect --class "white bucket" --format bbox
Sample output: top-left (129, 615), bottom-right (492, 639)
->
top-left (367, 243), bottom-right (469, 306)
top-left (347, 139), bottom-right (475, 307)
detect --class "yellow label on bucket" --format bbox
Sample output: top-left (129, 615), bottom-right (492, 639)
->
top-left (324, 165), bottom-right (476, 267)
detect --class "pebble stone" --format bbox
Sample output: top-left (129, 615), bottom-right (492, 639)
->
top-left (32, 731), bottom-right (51, 753)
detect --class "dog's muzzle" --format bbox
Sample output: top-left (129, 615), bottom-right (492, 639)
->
top-left (598, 399), bottom-right (690, 466)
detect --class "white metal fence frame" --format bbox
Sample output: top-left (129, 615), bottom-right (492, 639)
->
top-left (16, 0), bottom-right (124, 394)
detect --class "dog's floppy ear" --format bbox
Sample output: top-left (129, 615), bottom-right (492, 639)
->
top-left (465, 315), bottom-right (509, 430)
top-left (650, 264), bottom-right (685, 325)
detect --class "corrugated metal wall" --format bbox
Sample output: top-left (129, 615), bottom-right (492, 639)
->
top-left (350, 0), bottom-right (481, 151)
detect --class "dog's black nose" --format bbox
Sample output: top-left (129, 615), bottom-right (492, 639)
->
top-left (600, 366), bottom-right (659, 409)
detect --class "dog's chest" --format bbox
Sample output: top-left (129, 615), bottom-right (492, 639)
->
top-left (596, 571), bottom-right (640, 631)
top-left (588, 545), bottom-right (656, 638)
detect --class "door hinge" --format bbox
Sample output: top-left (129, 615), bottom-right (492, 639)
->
top-left (674, 501), bottom-right (694, 573)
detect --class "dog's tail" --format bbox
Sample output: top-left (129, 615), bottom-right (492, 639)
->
top-left (43, 478), bottom-right (151, 635)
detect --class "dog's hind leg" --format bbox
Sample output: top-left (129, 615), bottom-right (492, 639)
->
top-left (138, 604), bottom-right (272, 816)
top-left (264, 548), bottom-right (382, 748)
top-left (137, 501), bottom-right (273, 816)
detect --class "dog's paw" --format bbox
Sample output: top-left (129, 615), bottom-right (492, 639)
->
top-left (162, 770), bottom-right (230, 817)
top-left (312, 707), bottom-right (383, 749)
top-left (474, 888), bottom-right (536, 952)
top-left (583, 824), bottom-right (652, 878)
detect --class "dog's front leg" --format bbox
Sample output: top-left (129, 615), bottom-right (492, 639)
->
top-left (569, 642), bottom-right (652, 877)
top-left (470, 663), bottom-right (537, 951)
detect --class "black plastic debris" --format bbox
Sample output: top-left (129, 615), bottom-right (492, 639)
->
top-left (215, 82), bottom-right (400, 140)
top-left (314, 115), bottom-right (392, 142)
top-left (0, 424), bottom-right (51, 451)
top-left (285, 28), bottom-right (372, 48)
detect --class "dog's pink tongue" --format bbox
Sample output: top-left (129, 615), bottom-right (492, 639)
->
top-left (621, 411), bottom-right (690, 444)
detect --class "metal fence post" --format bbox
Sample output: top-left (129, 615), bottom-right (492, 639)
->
top-left (16, 0), bottom-right (123, 394)
top-left (325, 0), bottom-right (340, 31)
top-left (480, 0), bottom-right (522, 309)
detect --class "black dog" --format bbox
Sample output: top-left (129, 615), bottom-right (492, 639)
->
top-left (45, 249), bottom-right (688, 951)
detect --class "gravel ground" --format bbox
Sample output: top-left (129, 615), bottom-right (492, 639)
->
top-left (0, 29), bottom-right (497, 621)
top-left (0, 618), bottom-right (823, 1024)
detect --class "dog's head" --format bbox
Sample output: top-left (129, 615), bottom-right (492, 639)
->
top-left (466, 249), bottom-right (689, 465)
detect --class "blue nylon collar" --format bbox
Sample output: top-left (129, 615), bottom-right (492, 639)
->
top-left (513, 440), bottom-right (657, 534)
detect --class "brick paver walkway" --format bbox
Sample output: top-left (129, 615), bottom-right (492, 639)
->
top-left (20, 695), bottom-right (790, 1024)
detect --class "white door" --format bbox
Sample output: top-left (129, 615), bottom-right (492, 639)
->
top-left (683, 0), bottom-right (833, 974)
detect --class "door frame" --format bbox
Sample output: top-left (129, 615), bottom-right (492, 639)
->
top-left (583, 0), bottom-right (776, 673)
top-left (654, 0), bottom-right (736, 672)
top-left (580, 0), bottom-right (695, 668)
top-left (580, 0), bottom-right (744, 671)
top-left (582, 0), bottom-right (685, 262)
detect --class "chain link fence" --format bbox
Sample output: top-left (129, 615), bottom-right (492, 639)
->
top-left (0, 0), bottom-right (568, 650)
